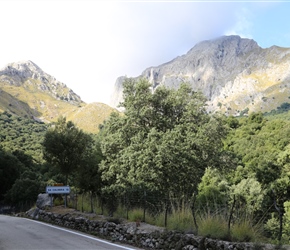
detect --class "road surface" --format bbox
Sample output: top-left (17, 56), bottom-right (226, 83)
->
top-left (0, 215), bottom-right (142, 250)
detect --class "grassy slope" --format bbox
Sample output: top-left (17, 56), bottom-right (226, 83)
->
top-left (0, 80), bottom-right (116, 134)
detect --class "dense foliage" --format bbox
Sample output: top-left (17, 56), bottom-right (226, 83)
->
top-left (42, 116), bottom-right (103, 211)
top-left (0, 147), bottom-right (45, 205)
top-left (0, 111), bottom-right (47, 162)
top-left (0, 113), bottom-right (47, 206)
top-left (102, 80), bottom-right (228, 193)
top-left (43, 116), bottom-right (95, 185)
top-left (223, 113), bottom-right (290, 242)
top-left (99, 79), bottom-right (232, 224)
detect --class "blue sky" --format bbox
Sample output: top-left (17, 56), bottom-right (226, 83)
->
top-left (0, 1), bottom-right (289, 105)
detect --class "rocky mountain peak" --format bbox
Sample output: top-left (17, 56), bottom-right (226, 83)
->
top-left (188, 35), bottom-right (259, 55)
top-left (5, 59), bottom-right (41, 72)
top-left (0, 60), bottom-right (83, 105)
top-left (0, 60), bottom-right (45, 82)
top-left (110, 35), bottom-right (290, 116)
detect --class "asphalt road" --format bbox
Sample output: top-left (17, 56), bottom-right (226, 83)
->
top-left (0, 215), bottom-right (142, 250)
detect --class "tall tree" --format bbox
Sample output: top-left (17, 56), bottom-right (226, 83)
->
top-left (42, 116), bottom-right (94, 185)
top-left (100, 78), bottom-right (229, 202)
top-left (76, 138), bottom-right (103, 212)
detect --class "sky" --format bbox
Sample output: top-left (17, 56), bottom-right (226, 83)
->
top-left (0, 0), bottom-right (290, 105)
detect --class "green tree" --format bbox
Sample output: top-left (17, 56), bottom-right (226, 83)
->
top-left (231, 176), bottom-right (265, 215)
top-left (0, 147), bottom-right (23, 200)
top-left (225, 114), bottom-right (290, 242)
top-left (100, 78), bottom-right (229, 205)
top-left (197, 167), bottom-right (230, 212)
top-left (42, 116), bottom-right (94, 185)
top-left (0, 112), bottom-right (47, 163)
top-left (5, 173), bottom-right (42, 204)
top-left (76, 138), bottom-right (103, 212)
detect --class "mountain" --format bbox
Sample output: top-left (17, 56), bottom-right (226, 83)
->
top-left (110, 35), bottom-right (290, 116)
top-left (0, 60), bottom-right (116, 133)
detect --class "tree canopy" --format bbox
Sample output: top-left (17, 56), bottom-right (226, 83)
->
top-left (100, 78), bottom-right (229, 200)
top-left (42, 116), bottom-right (94, 185)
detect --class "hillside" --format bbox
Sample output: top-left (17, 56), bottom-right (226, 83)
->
top-left (110, 35), bottom-right (290, 116)
top-left (0, 112), bottom-right (47, 163)
top-left (0, 61), bottom-right (116, 133)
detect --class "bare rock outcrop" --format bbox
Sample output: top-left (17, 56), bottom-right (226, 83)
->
top-left (110, 35), bottom-right (290, 115)
top-left (36, 193), bottom-right (52, 209)
top-left (0, 60), bottom-right (83, 105)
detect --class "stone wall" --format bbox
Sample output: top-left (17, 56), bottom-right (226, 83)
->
top-left (25, 209), bottom-right (282, 250)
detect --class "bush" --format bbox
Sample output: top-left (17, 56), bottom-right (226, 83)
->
top-left (128, 208), bottom-right (144, 222)
top-left (198, 212), bottom-right (229, 240)
top-left (231, 219), bottom-right (264, 242)
top-left (166, 206), bottom-right (196, 232)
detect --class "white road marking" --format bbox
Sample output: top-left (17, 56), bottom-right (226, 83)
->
top-left (24, 218), bottom-right (138, 250)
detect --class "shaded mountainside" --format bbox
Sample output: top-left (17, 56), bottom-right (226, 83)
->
top-left (110, 35), bottom-right (290, 116)
top-left (0, 61), bottom-right (116, 133)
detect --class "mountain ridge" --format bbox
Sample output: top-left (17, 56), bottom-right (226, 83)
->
top-left (0, 60), bottom-right (83, 104)
top-left (0, 60), bottom-right (116, 133)
top-left (110, 35), bottom-right (290, 116)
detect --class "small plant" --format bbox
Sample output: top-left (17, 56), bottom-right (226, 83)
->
top-left (54, 196), bottom-right (64, 206)
top-left (231, 220), bottom-right (255, 242)
top-left (128, 208), bottom-right (144, 222)
top-left (198, 212), bottom-right (229, 240)
top-left (166, 206), bottom-right (195, 232)
top-left (153, 212), bottom-right (166, 227)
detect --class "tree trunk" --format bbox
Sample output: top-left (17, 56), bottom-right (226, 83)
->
top-left (228, 195), bottom-right (236, 239)
top-left (90, 191), bottom-right (93, 213)
top-left (165, 203), bottom-right (169, 227)
top-left (272, 190), bottom-right (283, 243)
top-left (191, 193), bottom-right (198, 234)
top-left (143, 190), bottom-right (146, 222)
top-left (65, 174), bottom-right (68, 207)
top-left (81, 193), bottom-right (84, 212)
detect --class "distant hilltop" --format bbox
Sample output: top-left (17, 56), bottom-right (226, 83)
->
top-left (110, 35), bottom-right (290, 116)
top-left (0, 60), bottom-right (116, 134)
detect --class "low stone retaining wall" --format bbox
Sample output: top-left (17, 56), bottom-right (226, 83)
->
top-left (24, 208), bottom-right (283, 250)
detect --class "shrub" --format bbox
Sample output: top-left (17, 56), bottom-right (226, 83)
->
top-left (198, 212), bottom-right (229, 240)
top-left (166, 206), bottom-right (195, 232)
top-left (231, 219), bottom-right (264, 242)
top-left (128, 208), bottom-right (144, 222)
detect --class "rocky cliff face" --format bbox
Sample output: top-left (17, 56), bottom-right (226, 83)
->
top-left (0, 60), bottom-right (82, 104)
top-left (110, 35), bottom-right (290, 115)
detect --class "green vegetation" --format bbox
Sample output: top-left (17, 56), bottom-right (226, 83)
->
top-left (198, 213), bottom-right (229, 240)
top-left (99, 79), bottom-right (229, 227)
top-left (1, 78), bottom-right (290, 245)
top-left (43, 116), bottom-right (96, 185)
top-left (0, 111), bottom-right (47, 162)
top-left (265, 102), bottom-right (290, 115)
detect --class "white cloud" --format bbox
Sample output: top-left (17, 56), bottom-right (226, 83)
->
top-left (225, 7), bottom-right (253, 39)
